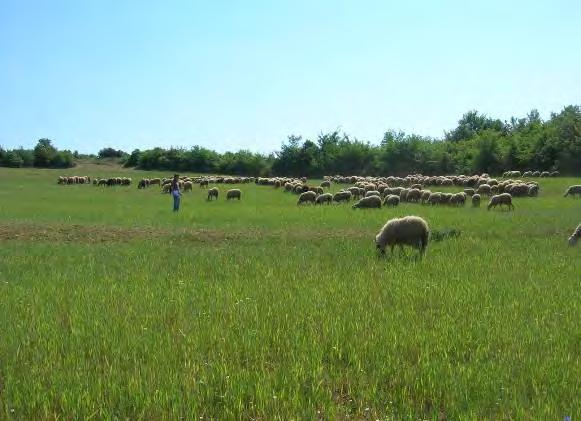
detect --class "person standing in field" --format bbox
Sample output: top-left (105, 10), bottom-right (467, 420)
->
top-left (171, 174), bottom-right (182, 212)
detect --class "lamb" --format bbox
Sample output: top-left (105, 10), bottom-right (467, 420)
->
top-left (297, 191), bottom-right (317, 205)
top-left (383, 194), bottom-right (400, 207)
top-left (564, 185), bottom-right (581, 198)
top-left (333, 191), bottom-right (352, 203)
top-left (226, 189), bottom-right (241, 200)
top-left (568, 224), bottom-right (581, 246)
top-left (375, 216), bottom-right (429, 257)
top-left (207, 187), bottom-right (219, 201)
top-left (487, 193), bottom-right (514, 211)
top-left (315, 193), bottom-right (333, 205)
top-left (352, 195), bottom-right (382, 209)
top-left (472, 194), bottom-right (481, 207)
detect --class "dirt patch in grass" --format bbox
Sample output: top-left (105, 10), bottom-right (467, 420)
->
top-left (0, 223), bottom-right (370, 244)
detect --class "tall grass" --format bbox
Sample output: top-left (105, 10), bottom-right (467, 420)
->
top-left (0, 167), bottom-right (580, 418)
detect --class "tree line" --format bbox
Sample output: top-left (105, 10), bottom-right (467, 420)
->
top-left (2, 105), bottom-right (580, 175)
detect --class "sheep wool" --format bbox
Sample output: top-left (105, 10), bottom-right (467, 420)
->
top-left (375, 216), bottom-right (429, 257)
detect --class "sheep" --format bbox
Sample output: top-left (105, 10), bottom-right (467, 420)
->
top-left (383, 194), bottom-right (400, 207)
top-left (487, 193), bottom-right (514, 211)
top-left (199, 179), bottom-right (209, 188)
top-left (320, 181), bottom-right (331, 189)
top-left (564, 185), bottom-right (581, 198)
top-left (375, 216), bottom-right (429, 257)
top-left (464, 188), bottom-right (475, 196)
top-left (365, 190), bottom-right (381, 198)
top-left (405, 188), bottom-right (422, 203)
top-left (352, 195), bottom-right (382, 209)
top-left (476, 184), bottom-right (491, 196)
top-left (450, 192), bottom-right (466, 206)
top-left (347, 186), bottom-right (360, 199)
top-left (297, 191), bottom-right (317, 205)
top-left (420, 190), bottom-right (431, 204)
top-left (226, 189), bottom-right (241, 200)
top-left (427, 192), bottom-right (441, 206)
top-left (472, 194), bottom-right (481, 207)
top-left (333, 191), bottom-right (352, 203)
top-left (568, 224), bottom-right (581, 246)
top-left (207, 187), bottom-right (219, 201)
top-left (528, 184), bottom-right (539, 197)
top-left (183, 181), bottom-right (193, 192)
top-left (315, 193), bottom-right (333, 205)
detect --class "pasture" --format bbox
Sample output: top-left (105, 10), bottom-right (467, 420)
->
top-left (0, 166), bottom-right (580, 419)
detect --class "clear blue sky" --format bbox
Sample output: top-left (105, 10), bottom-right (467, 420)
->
top-left (1, 0), bottom-right (580, 154)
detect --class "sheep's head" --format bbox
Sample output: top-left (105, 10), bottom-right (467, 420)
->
top-left (375, 242), bottom-right (386, 255)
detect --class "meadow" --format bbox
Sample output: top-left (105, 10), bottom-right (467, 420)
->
top-left (0, 165), bottom-right (580, 419)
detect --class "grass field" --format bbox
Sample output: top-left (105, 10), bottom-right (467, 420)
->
top-left (0, 165), bottom-right (580, 419)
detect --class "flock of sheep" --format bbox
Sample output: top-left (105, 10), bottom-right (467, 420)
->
top-left (256, 173), bottom-right (540, 212)
top-left (55, 171), bottom-right (581, 251)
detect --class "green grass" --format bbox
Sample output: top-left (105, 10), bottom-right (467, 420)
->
top-left (0, 166), bottom-right (580, 419)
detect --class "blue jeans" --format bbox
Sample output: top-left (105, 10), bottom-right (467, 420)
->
top-left (173, 194), bottom-right (180, 211)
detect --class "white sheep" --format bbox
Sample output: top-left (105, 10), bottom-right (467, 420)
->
top-left (297, 191), bottom-right (317, 205)
top-left (487, 193), bottom-right (514, 211)
top-left (315, 193), bottom-right (333, 205)
top-left (226, 189), bottom-right (241, 200)
top-left (333, 191), bottom-right (353, 203)
top-left (472, 194), bottom-right (481, 207)
top-left (383, 194), bottom-right (400, 207)
top-left (207, 187), bottom-right (219, 201)
top-left (564, 185), bottom-right (581, 198)
top-left (365, 190), bottom-right (381, 198)
top-left (352, 195), bottom-right (382, 209)
top-left (375, 216), bottom-right (429, 257)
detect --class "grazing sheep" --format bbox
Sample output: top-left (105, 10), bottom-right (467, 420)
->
top-left (472, 194), bottom-right (481, 207)
top-left (333, 191), bottom-right (353, 203)
top-left (315, 193), bottom-right (333, 205)
top-left (226, 189), bottom-right (241, 200)
top-left (375, 216), bottom-right (429, 257)
top-left (383, 194), bottom-right (400, 207)
top-left (405, 189), bottom-right (422, 203)
top-left (365, 190), bottom-right (381, 198)
top-left (487, 193), bottom-right (514, 211)
top-left (297, 191), bottom-right (317, 205)
top-left (476, 184), bottom-right (491, 196)
top-left (199, 179), bottom-right (209, 188)
top-left (207, 187), bottom-right (219, 201)
top-left (528, 184), bottom-right (539, 197)
top-left (427, 192), bottom-right (441, 206)
top-left (568, 224), bottom-right (581, 246)
top-left (450, 192), bottom-right (466, 206)
top-left (464, 188), bottom-right (475, 196)
top-left (352, 195), bottom-right (382, 209)
top-left (320, 181), bottom-right (331, 189)
top-left (347, 186), bottom-right (360, 199)
top-left (564, 185), bottom-right (581, 198)
top-left (183, 181), bottom-right (193, 192)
